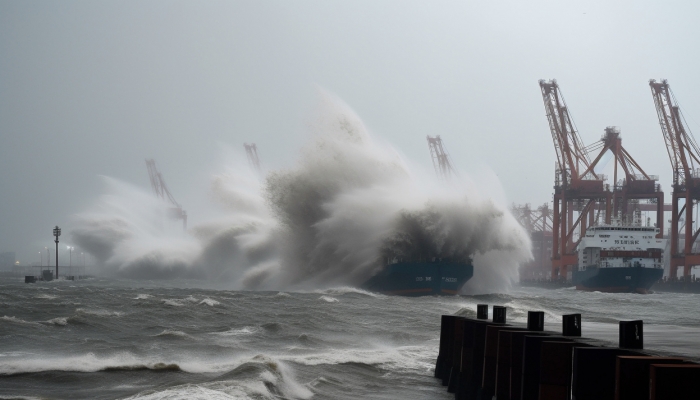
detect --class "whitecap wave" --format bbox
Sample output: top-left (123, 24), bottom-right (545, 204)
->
top-left (75, 308), bottom-right (124, 318)
top-left (210, 327), bottom-right (258, 337)
top-left (0, 352), bottom-right (185, 375)
top-left (133, 294), bottom-right (153, 300)
top-left (154, 330), bottom-right (195, 340)
top-left (280, 345), bottom-right (434, 373)
top-left (318, 296), bottom-right (339, 303)
top-left (120, 355), bottom-right (312, 400)
top-left (199, 298), bottom-right (220, 306)
top-left (43, 317), bottom-right (68, 326)
top-left (163, 299), bottom-right (185, 307)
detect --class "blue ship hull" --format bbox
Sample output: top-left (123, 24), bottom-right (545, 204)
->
top-left (362, 261), bottom-right (473, 296)
top-left (572, 266), bottom-right (663, 293)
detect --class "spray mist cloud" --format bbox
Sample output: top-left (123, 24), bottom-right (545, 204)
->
top-left (72, 91), bottom-right (531, 293)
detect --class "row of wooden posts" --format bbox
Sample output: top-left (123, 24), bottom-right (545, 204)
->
top-left (434, 304), bottom-right (698, 400)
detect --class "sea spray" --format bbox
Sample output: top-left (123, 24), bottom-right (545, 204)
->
top-left (72, 90), bottom-right (531, 293)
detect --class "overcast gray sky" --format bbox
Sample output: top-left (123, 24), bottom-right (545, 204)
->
top-left (2, 0), bottom-right (699, 264)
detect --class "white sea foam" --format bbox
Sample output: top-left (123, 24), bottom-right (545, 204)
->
top-left (210, 327), bottom-right (258, 336)
top-left (43, 317), bottom-right (68, 326)
top-left (133, 294), bottom-right (153, 300)
top-left (315, 286), bottom-right (383, 298)
top-left (75, 308), bottom-right (124, 317)
top-left (163, 299), bottom-right (185, 307)
top-left (199, 298), bottom-right (220, 306)
top-left (279, 345), bottom-right (435, 373)
top-left (318, 295), bottom-right (339, 303)
top-left (35, 294), bottom-right (57, 300)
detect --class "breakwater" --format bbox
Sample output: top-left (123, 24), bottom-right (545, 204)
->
top-left (435, 305), bottom-right (698, 399)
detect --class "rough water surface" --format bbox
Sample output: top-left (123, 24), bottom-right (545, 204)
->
top-left (2, 278), bottom-right (700, 399)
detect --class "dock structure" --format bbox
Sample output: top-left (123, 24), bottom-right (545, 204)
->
top-left (434, 306), bottom-right (697, 399)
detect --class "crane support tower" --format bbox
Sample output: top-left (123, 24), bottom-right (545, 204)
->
top-left (582, 127), bottom-right (664, 234)
top-left (539, 79), bottom-right (612, 280)
top-left (426, 135), bottom-right (456, 180)
top-left (244, 143), bottom-right (261, 173)
top-left (512, 203), bottom-right (554, 279)
top-left (145, 159), bottom-right (187, 230)
top-left (650, 79), bottom-right (700, 279)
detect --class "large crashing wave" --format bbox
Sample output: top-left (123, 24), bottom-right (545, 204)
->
top-left (72, 92), bottom-right (531, 293)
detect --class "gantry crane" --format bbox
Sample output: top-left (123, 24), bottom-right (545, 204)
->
top-left (145, 159), bottom-right (187, 230)
top-left (512, 203), bottom-right (554, 279)
top-left (582, 127), bottom-right (664, 234)
top-left (540, 79), bottom-right (612, 280)
top-left (426, 135), bottom-right (456, 180)
top-left (650, 79), bottom-right (700, 279)
top-left (244, 143), bottom-right (261, 173)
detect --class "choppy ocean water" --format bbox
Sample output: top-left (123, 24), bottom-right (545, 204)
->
top-left (1, 277), bottom-right (699, 399)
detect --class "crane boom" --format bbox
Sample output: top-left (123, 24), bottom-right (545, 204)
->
top-left (539, 80), bottom-right (596, 185)
top-left (244, 143), bottom-right (261, 173)
top-left (426, 135), bottom-right (456, 180)
top-left (649, 79), bottom-right (700, 185)
top-left (145, 159), bottom-right (187, 230)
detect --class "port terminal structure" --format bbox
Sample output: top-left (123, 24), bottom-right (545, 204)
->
top-left (538, 80), bottom-right (664, 281)
top-left (427, 135), bottom-right (457, 181)
top-left (511, 203), bottom-right (553, 280)
top-left (145, 159), bottom-right (187, 230)
top-left (649, 79), bottom-right (700, 279)
top-left (244, 143), bottom-right (262, 173)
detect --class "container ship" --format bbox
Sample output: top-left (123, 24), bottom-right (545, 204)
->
top-left (362, 258), bottom-right (473, 296)
top-left (574, 224), bottom-right (665, 293)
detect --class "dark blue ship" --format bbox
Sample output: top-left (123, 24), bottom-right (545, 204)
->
top-left (573, 264), bottom-right (663, 294)
top-left (362, 260), bottom-right (473, 296)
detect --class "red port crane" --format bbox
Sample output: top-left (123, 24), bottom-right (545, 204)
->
top-left (582, 127), bottom-right (664, 234)
top-left (539, 79), bottom-right (612, 280)
top-left (650, 79), bottom-right (700, 279)
top-left (145, 159), bottom-right (187, 230)
top-left (427, 135), bottom-right (456, 180)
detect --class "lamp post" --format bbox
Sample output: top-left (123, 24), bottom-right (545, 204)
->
top-left (53, 226), bottom-right (61, 279)
top-left (45, 247), bottom-right (50, 267)
top-left (39, 251), bottom-right (42, 267)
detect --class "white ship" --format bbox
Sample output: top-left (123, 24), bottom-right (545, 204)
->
top-left (575, 224), bottom-right (666, 293)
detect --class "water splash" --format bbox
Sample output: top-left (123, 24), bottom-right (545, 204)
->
top-left (72, 91), bottom-right (530, 293)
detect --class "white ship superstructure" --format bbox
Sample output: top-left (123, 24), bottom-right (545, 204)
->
top-left (578, 226), bottom-right (665, 271)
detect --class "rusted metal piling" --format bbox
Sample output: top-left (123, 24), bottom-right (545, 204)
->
top-left (434, 306), bottom-right (698, 400)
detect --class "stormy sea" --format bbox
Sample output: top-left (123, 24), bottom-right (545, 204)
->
top-left (2, 279), bottom-right (700, 399)
top-left (4, 93), bottom-right (698, 399)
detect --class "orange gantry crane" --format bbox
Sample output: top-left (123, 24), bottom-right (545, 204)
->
top-left (583, 127), bottom-right (664, 235)
top-left (539, 79), bottom-right (611, 280)
top-left (426, 135), bottom-right (457, 180)
top-left (650, 79), bottom-right (700, 279)
top-left (145, 159), bottom-right (187, 230)
top-left (540, 80), bottom-right (665, 280)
